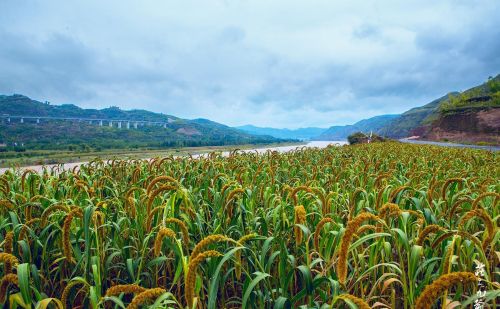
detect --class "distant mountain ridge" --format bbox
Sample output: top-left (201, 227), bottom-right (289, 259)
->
top-left (379, 94), bottom-right (457, 138)
top-left (236, 125), bottom-right (326, 140)
top-left (319, 74), bottom-right (499, 144)
top-left (2, 74), bottom-right (498, 150)
top-left (235, 114), bottom-right (400, 141)
top-left (412, 75), bottom-right (500, 144)
top-left (0, 94), bottom-right (282, 150)
top-left (315, 114), bottom-right (399, 140)
top-left (0, 94), bottom-right (179, 122)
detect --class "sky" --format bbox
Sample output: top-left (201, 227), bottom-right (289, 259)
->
top-left (1, 1), bottom-right (499, 128)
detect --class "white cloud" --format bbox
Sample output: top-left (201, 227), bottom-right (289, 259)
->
top-left (0, 0), bottom-right (499, 128)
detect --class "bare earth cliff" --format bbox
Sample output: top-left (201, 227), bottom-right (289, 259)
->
top-left (385, 75), bottom-right (500, 146)
top-left (421, 107), bottom-right (500, 145)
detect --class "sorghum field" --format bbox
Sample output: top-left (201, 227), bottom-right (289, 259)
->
top-left (0, 143), bottom-right (498, 309)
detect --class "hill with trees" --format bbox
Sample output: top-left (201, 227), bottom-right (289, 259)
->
top-left (312, 75), bottom-right (499, 145)
top-left (347, 132), bottom-right (387, 145)
top-left (381, 75), bottom-right (500, 144)
top-left (0, 94), bottom-right (282, 151)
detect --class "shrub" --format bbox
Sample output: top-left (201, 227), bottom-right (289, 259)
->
top-left (347, 131), bottom-right (386, 145)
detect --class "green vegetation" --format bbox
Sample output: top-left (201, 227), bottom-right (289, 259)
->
top-left (0, 95), bottom-right (284, 151)
top-left (347, 132), bottom-right (386, 144)
top-left (0, 142), bottom-right (301, 168)
top-left (488, 76), bottom-right (500, 92)
top-left (380, 94), bottom-right (452, 138)
top-left (379, 74), bottom-right (500, 139)
top-left (440, 76), bottom-right (500, 113)
top-left (0, 94), bottom-right (179, 122)
top-left (0, 143), bottom-right (497, 308)
top-left (0, 121), bottom-right (279, 151)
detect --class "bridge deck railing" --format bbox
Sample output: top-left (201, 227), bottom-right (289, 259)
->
top-left (0, 115), bottom-right (172, 127)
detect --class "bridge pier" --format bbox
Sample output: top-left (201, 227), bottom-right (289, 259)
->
top-left (1, 116), bottom-right (174, 129)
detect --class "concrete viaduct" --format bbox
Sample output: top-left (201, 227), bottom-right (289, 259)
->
top-left (0, 115), bottom-right (174, 129)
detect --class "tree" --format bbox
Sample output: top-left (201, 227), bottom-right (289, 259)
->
top-left (348, 132), bottom-right (386, 145)
top-left (348, 132), bottom-right (368, 145)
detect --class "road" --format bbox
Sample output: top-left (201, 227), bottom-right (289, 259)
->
top-left (399, 138), bottom-right (500, 152)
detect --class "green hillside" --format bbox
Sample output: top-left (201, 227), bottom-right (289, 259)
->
top-left (440, 76), bottom-right (500, 113)
top-left (0, 94), bottom-right (282, 151)
top-left (0, 94), bottom-right (179, 122)
top-left (380, 94), bottom-right (454, 138)
top-left (381, 74), bottom-right (500, 139)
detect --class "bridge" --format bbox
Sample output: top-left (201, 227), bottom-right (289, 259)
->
top-left (0, 115), bottom-right (174, 129)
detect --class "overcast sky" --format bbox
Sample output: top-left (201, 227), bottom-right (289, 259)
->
top-left (1, 1), bottom-right (499, 128)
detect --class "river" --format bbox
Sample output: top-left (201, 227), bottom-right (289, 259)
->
top-left (0, 141), bottom-right (347, 174)
top-left (2, 139), bottom-right (498, 174)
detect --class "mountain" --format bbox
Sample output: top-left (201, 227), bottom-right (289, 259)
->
top-left (417, 75), bottom-right (500, 144)
top-left (315, 114), bottom-right (400, 140)
top-left (381, 74), bottom-right (500, 144)
top-left (236, 125), bottom-right (326, 140)
top-left (379, 93), bottom-right (458, 138)
top-left (0, 95), bottom-right (181, 122)
top-left (0, 94), bottom-right (282, 150)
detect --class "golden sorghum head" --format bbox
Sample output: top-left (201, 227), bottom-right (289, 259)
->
top-left (127, 288), bottom-right (166, 309)
top-left (62, 208), bottom-right (83, 264)
top-left (105, 284), bottom-right (146, 297)
top-left (153, 227), bottom-right (177, 256)
top-left (379, 203), bottom-right (401, 219)
top-left (337, 212), bottom-right (378, 286)
top-left (335, 294), bottom-right (370, 309)
top-left (0, 273), bottom-right (18, 303)
top-left (0, 253), bottom-right (19, 273)
top-left (459, 208), bottom-right (495, 248)
top-left (165, 217), bottom-right (190, 245)
top-left (61, 281), bottom-right (87, 309)
top-left (313, 217), bottom-right (333, 251)
top-left (294, 205), bottom-right (307, 246)
top-left (189, 234), bottom-right (235, 262)
top-left (185, 250), bottom-right (222, 308)
top-left (416, 224), bottom-right (443, 246)
top-left (415, 272), bottom-right (477, 309)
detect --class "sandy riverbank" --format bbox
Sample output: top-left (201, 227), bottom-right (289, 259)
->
top-left (0, 141), bottom-right (347, 174)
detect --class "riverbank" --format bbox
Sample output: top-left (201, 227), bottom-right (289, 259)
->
top-left (1, 141), bottom-right (345, 173)
top-left (0, 142), bottom-right (302, 170)
top-left (3, 139), bottom-right (497, 174)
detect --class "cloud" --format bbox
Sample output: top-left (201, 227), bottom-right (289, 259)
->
top-left (0, 0), bottom-right (499, 128)
top-left (353, 24), bottom-right (381, 40)
top-left (218, 26), bottom-right (246, 44)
